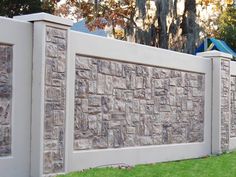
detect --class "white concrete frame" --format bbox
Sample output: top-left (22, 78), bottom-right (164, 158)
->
top-left (0, 17), bottom-right (33, 177)
top-left (29, 21), bottom-right (70, 177)
top-left (14, 14), bottom-right (73, 177)
top-left (66, 31), bottom-right (212, 172)
top-left (198, 51), bottom-right (232, 154)
top-left (230, 61), bottom-right (236, 151)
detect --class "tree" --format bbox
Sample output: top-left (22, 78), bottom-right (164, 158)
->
top-left (181, 0), bottom-right (198, 54)
top-left (58, 0), bottom-right (233, 54)
top-left (0, 0), bottom-right (58, 18)
top-left (156, 0), bottom-right (169, 49)
top-left (217, 6), bottom-right (236, 50)
top-left (61, 0), bottom-right (200, 53)
top-left (57, 0), bottom-right (162, 47)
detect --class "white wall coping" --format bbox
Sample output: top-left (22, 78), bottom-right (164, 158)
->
top-left (13, 12), bottom-right (73, 27)
top-left (197, 50), bottom-right (233, 59)
top-left (0, 16), bottom-right (32, 24)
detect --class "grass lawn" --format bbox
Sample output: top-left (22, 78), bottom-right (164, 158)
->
top-left (58, 151), bottom-right (236, 177)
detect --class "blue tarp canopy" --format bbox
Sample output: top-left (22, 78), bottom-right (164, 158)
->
top-left (196, 38), bottom-right (236, 57)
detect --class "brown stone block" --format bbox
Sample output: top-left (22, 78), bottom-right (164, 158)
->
top-left (53, 110), bottom-right (65, 126)
top-left (98, 60), bottom-right (111, 75)
top-left (113, 76), bottom-right (126, 89)
top-left (75, 79), bottom-right (88, 98)
top-left (0, 85), bottom-right (11, 97)
top-left (92, 136), bottom-right (108, 149)
top-left (75, 56), bottom-right (92, 70)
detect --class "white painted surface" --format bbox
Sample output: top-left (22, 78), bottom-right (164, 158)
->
top-left (202, 54), bottom-right (222, 154)
top-left (211, 58), bottom-right (222, 154)
top-left (70, 31), bottom-right (210, 73)
top-left (68, 143), bottom-right (210, 171)
top-left (197, 50), bottom-right (233, 59)
top-left (30, 21), bottom-right (47, 177)
top-left (14, 12), bottom-right (73, 27)
top-left (66, 31), bottom-right (212, 172)
top-left (229, 138), bottom-right (236, 151)
top-left (0, 17), bottom-right (32, 177)
top-left (230, 61), bottom-right (236, 76)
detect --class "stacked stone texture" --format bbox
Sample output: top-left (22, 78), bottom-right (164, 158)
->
top-left (221, 60), bottom-right (230, 152)
top-left (0, 45), bottom-right (12, 156)
top-left (231, 76), bottom-right (236, 138)
top-left (74, 56), bottom-right (205, 150)
top-left (43, 27), bottom-right (67, 174)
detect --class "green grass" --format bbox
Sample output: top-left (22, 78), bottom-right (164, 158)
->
top-left (58, 152), bottom-right (236, 177)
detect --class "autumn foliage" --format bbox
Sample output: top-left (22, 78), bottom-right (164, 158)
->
top-left (56, 0), bottom-right (236, 53)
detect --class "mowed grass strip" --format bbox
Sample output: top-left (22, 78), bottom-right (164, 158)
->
top-left (58, 151), bottom-right (236, 177)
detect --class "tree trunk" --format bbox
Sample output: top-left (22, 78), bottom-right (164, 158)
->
top-left (156, 0), bottom-right (169, 49)
top-left (180, 0), bottom-right (198, 54)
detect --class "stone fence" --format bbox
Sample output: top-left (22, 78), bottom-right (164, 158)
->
top-left (0, 13), bottom-right (235, 177)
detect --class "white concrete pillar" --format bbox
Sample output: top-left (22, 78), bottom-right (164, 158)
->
top-left (14, 13), bottom-right (73, 177)
top-left (198, 50), bottom-right (232, 154)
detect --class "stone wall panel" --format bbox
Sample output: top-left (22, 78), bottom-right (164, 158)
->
top-left (43, 27), bottom-right (67, 174)
top-left (0, 45), bottom-right (12, 157)
top-left (221, 60), bottom-right (230, 152)
top-left (231, 76), bottom-right (236, 138)
top-left (74, 56), bottom-right (205, 150)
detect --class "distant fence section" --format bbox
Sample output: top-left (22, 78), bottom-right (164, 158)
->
top-left (0, 17), bottom-right (32, 177)
top-left (0, 13), bottom-right (235, 177)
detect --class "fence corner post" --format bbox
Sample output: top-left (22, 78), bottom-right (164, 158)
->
top-left (14, 13), bottom-right (73, 177)
top-left (197, 50), bottom-right (232, 154)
